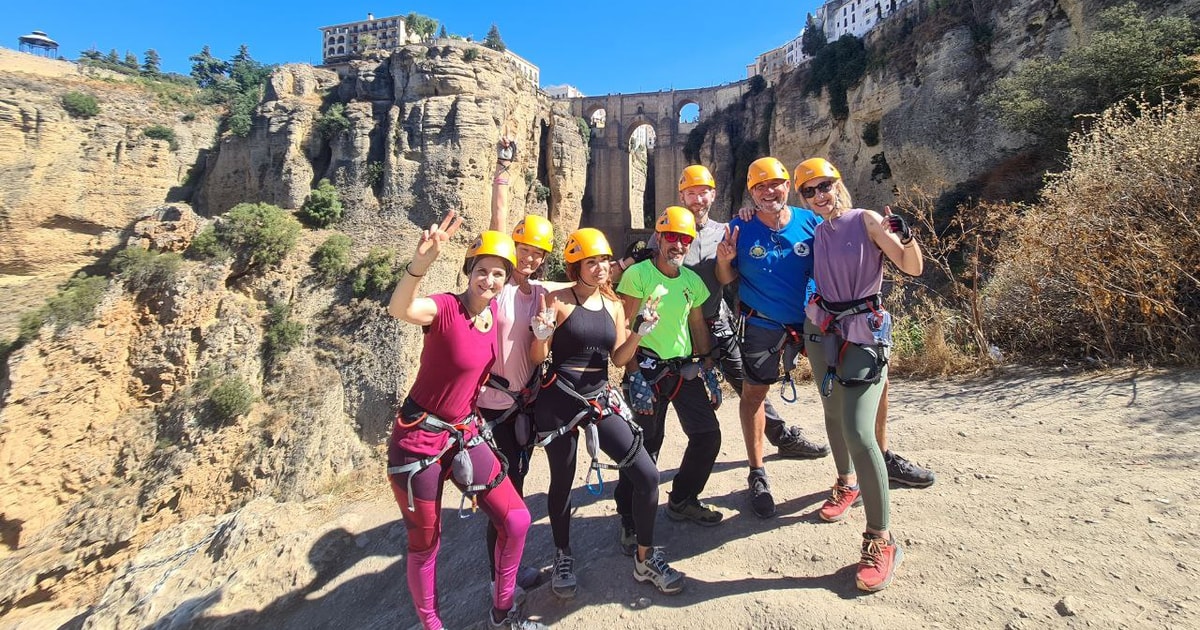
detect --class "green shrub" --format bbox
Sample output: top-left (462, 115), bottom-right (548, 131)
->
top-left (312, 233), bottom-right (352, 281)
top-left (351, 248), bottom-right (399, 297)
top-left (61, 91), bottom-right (100, 118)
top-left (463, 47), bottom-right (480, 62)
top-left (533, 182), bottom-right (551, 202)
top-left (143, 124), bottom-right (179, 150)
top-left (362, 161), bottom-right (385, 188)
top-left (299, 179), bottom-right (344, 227)
top-left (316, 103), bottom-right (351, 140)
top-left (18, 274), bottom-right (108, 341)
top-left (806, 34), bottom-right (868, 119)
top-left (188, 224), bottom-right (231, 260)
top-left (221, 202), bottom-right (302, 269)
top-left (264, 302), bottom-right (304, 361)
top-left (113, 247), bottom-right (182, 293)
top-left (209, 376), bottom-right (255, 423)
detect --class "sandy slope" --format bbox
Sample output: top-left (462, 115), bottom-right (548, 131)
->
top-left (10, 367), bottom-right (1195, 629)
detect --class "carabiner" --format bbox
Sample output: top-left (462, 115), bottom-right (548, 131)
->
top-left (820, 369), bottom-right (836, 398)
top-left (779, 375), bottom-right (798, 403)
top-left (458, 492), bottom-right (478, 519)
top-left (585, 463), bottom-right (604, 496)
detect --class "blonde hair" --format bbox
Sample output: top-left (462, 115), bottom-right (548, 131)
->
top-left (798, 179), bottom-right (854, 218)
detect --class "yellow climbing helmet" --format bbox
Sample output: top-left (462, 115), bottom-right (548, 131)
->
top-left (794, 158), bottom-right (842, 185)
top-left (655, 206), bottom-right (698, 238)
top-left (512, 215), bottom-right (554, 253)
top-left (563, 228), bottom-right (613, 263)
top-left (746, 157), bottom-right (790, 190)
top-left (463, 230), bottom-right (517, 274)
top-left (678, 165), bottom-right (716, 191)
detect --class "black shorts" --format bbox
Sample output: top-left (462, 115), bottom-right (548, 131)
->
top-left (740, 321), bottom-right (803, 386)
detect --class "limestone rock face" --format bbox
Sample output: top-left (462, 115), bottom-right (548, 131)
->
top-left (0, 59), bottom-right (219, 338)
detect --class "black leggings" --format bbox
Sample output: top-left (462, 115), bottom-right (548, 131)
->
top-left (536, 385), bottom-right (660, 549)
top-left (481, 407), bottom-right (532, 574)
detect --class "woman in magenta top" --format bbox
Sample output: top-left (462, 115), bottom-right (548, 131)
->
top-left (386, 211), bottom-right (544, 630)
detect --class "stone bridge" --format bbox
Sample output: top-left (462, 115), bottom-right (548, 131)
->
top-left (567, 82), bottom-right (747, 249)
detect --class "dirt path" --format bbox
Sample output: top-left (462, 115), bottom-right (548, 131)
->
top-left (15, 367), bottom-right (1196, 629)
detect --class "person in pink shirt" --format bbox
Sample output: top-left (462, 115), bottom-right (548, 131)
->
top-left (386, 211), bottom-right (545, 630)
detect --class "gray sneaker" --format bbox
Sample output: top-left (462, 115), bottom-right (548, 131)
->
top-left (618, 523), bottom-right (637, 557)
top-left (665, 497), bottom-right (724, 527)
top-left (490, 605), bottom-right (547, 630)
top-left (886, 450), bottom-right (936, 488)
top-left (633, 547), bottom-right (685, 595)
top-left (551, 548), bottom-right (577, 599)
top-left (748, 472), bottom-right (776, 519)
top-left (776, 427), bottom-right (831, 459)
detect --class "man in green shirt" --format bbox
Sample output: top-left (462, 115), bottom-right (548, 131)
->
top-left (614, 206), bottom-right (723, 552)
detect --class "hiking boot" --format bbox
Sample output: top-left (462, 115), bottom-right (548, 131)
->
top-left (886, 450), bottom-right (936, 488)
top-left (515, 565), bottom-right (541, 589)
top-left (818, 479), bottom-right (862, 522)
top-left (633, 547), bottom-right (685, 595)
top-left (748, 471), bottom-right (776, 518)
top-left (550, 548), bottom-right (577, 599)
top-left (666, 496), bottom-right (724, 527)
top-left (618, 522), bottom-right (637, 557)
top-left (856, 532), bottom-right (904, 592)
top-left (490, 605), bottom-right (548, 630)
top-left (776, 428), bottom-right (831, 459)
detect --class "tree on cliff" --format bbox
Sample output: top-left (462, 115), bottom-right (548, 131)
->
top-left (986, 2), bottom-right (1200, 141)
top-left (142, 49), bottom-right (161, 76)
top-left (405, 13), bottom-right (438, 40)
top-left (189, 45), bottom-right (230, 89)
top-left (484, 24), bottom-right (506, 52)
top-left (801, 13), bottom-right (827, 57)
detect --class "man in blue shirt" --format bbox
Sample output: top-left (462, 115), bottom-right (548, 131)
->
top-left (715, 157), bottom-right (822, 518)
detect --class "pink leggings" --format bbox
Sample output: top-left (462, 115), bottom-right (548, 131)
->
top-left (389, 441), bottom-right (530, 630)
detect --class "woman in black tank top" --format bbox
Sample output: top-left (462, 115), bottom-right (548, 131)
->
top-left (529, 228), bottom-right (686, 598)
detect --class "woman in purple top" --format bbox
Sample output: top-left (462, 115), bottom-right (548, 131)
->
top-left (794, 158), bottom-right (924, 593)
top-left (386, 211), bottom-right (545, 630)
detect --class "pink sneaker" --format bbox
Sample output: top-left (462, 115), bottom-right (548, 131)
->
top-left (856, 532), bottom-right (903, 592)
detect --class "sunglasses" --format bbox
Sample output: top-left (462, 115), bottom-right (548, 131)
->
top-left (661, 232), bottom-right (694, 245)
top-left (800, 180), bottom-right (836, 199)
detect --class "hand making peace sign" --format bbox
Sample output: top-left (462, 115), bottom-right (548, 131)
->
top-left (717, 224), bottom-right (740, 264)
top-left (413, 210), bottom-right (464, 265)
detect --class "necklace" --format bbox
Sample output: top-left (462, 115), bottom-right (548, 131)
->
top-left (458, 294), bottom-right (494, 332)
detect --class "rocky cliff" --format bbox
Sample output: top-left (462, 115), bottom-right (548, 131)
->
top-left (0, 40), bottom-right (587, 624)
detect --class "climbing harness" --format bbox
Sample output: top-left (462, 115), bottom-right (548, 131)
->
top-left (534, 373), bottom-right (643, 496)
top-left (386, 400), bottom-right (508, 518)
top-left (736, 304), bottom-right (805, 402)
top-left (807, 293), bottom-right (891, 397)
top-left (482, 369), bottom-right (544, 470)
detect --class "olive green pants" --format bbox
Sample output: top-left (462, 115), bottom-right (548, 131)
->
top-left (803, 320), bottom-right (890, 532)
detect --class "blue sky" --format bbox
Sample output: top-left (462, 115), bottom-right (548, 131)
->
top-left (10, 1), bottom-right (823, 95)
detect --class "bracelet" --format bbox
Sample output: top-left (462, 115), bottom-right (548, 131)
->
top-left (405, 262), bottom-right (426, 277)
top-left (617, 258), bottom-right (628, 271)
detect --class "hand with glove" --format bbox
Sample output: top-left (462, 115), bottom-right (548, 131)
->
top-left (631, 294), bottom-right (661, 337)
top-left (531, 293), bottom-right (557, 340)
top-left (882, 205), bottom-right (913, 244)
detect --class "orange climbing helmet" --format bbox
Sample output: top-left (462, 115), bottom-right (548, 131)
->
top-left (794, 158), bottom-right (842, 185)
top-left (563, 228), bottom-right (613, 263)
top-left (678, 165), bottom-right (716, 191)
top-left (512, 215), bottom-right (554, 253)
top-left (655, 206), bottom-right (698, 238)
top-left (746, 157), bottom-right (790, 190)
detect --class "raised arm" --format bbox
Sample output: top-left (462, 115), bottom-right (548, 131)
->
top-left (866, 206), bottom-right (923, 276)
top-left (387, 211), bottom-right (463, 325)
top-left (613, 296), bottom-right (659, 367)
top-left (715, 224), bottom-right (740, 285)
top-left (529, 291), bottom-right (558, 365)
top-left (489, 139), bottom-right (512, 232)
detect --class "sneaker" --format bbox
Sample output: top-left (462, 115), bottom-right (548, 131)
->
top-left (618, 522), bottom-right (637, 557)
top-left (856, 532), bottom-right (904, 592)
top-left (550, 548), bottom-right (577, 599)
top-left (490, 605), bottom-right (548, 630)
top-left (748, 472), bottom-right (776, 518)
top-left (633, 547), bottom-right (685, 595)
top-left (818, 479), bottom-right (863, 522)
top-left (516, 565), bottom-right (541, 589)
top-left (886, 450), bottom-right (936, 488)
top-left (776, 428), bottom-right (832, 459)
top-left (666, 496), bottom-right (724, 527)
